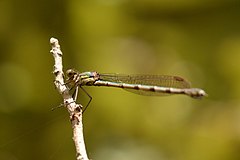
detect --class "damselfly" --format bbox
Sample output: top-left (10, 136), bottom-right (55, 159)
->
top-left (66, 69), bottom-right (207, 112)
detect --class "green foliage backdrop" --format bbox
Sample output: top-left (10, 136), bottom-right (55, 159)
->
top-left (0, 0), bottom-right (240, 160)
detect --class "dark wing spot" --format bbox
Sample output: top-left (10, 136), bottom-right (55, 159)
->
top-left (173, 76), bottom-right (185, 82)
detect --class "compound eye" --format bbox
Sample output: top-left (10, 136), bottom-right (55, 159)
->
top-left (66, 69), bottom-right (76, 77)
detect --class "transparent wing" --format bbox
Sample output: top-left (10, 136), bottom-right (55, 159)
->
top-left (99, 74), bottom-right (191, 96)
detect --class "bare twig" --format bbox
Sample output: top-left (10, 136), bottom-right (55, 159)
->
top-left (50, 37), bottom-right (89, 160)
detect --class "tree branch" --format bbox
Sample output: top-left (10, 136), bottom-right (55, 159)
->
top-left (50, 37), bottom-right (89, 160)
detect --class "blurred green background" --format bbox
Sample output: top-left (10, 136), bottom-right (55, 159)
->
top-left (0, 0), bottom-right (240, 160)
